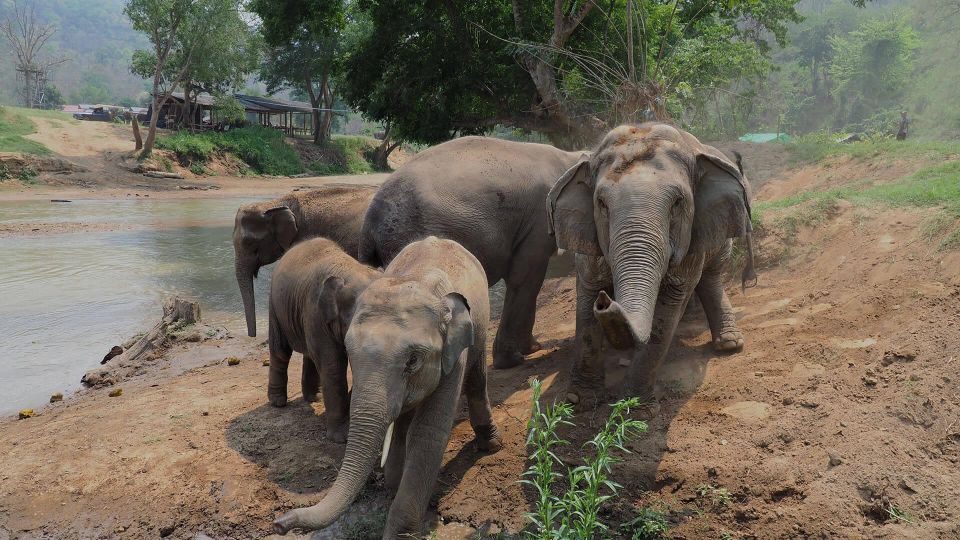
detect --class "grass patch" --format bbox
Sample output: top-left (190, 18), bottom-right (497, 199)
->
top-left (156, 126), bottom-right (304, 176)
top-left (340, 510), bottom-right (388, 540)
top-left (787, 134), bottom-right (960, 166)
top-left (0, 106), bottom-right (52, 155)
top-left (307, 135), bottom-right (380, 176)
top-left (622, 506), bottom-right (671, 539)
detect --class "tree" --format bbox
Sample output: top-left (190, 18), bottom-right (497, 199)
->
top-left (0, 0), bottom-right (69, 108)
top-left (340, 0), bottom-right (802, 148)
top-left (250, 0), bottom-right (345, 145)
top-left (829, 15), bottom-right (917, 128)
top-left (126, 0), bottom-right (248, 156)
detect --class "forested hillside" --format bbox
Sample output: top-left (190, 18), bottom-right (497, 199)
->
top-left (0, 0), bottom-right (148, 105)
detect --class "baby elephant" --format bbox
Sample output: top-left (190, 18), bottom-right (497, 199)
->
top-left (268, 237), bottom-right (380, 443)
top-left (274, 236), bottom-right (502, 538)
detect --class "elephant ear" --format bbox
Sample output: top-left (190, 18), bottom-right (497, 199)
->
top-left (264, 206), bottom-right (298, 250)
top-left (440, 292), bottom-right (473, 376)
top-left (692, 144), bottom-right (758, 289)
top-left (319, 276), bottom-right (347, 338)
top-left (546, 157), bottom-right (603, 256)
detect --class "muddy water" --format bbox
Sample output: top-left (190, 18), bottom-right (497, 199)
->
top-left (0, 198), bottom-right (269, 414)
top-left (0, 198), bottom-right (576, 415)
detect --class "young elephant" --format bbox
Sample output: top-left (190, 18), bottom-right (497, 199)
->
top-left (273, 237), bottom-right (502, 538)
top-left (268, 237), bottom-right (380, 443)
top-left (234, 184), bottom-right (378, 338)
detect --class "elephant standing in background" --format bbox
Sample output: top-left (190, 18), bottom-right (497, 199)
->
top-left (273, 237), bottom-right (501, 539)
top-left (359, 137), bottom-right (583, 369)
top-left (267, 238), bottom-right (380, 442)
top-left (233, 184), bottom-right (378, 338)
top-left (547, 123), bottom-right (756, 407)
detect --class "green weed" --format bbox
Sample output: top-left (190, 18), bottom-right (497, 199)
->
top-left (522, 378), bottom-right (648, 539)
top-left (17, 165), bottom-right (39, 183)
top-left (885, 503), bottom-right (914, 524)
top-left (189, 162), bottom-right (206, 176)
top-left (340, 510), bottom-right (388, 540)
top-left (694, 484), bottom-right (732, 512)
top-left (622, 506), bottom-right (671, 540)
top-left (787, 134), bottom-right (959, 166)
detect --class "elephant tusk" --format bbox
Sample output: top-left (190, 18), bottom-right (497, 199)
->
top-left (380, 421), bottom-right (395, 468)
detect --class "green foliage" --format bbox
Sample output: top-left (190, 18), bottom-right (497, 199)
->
top-left (69, 71), bottom-right (114, 104)
top-left (622, 507), bottom-right (671, 540)
top-left (522, 378), bottom-right (648, 539)
top-left (212, 94), bottom-right (245, 125)
top-left (694, 484), bottom-right (733, 511)
top-left (307, 135), bottom-right (379, 175)
top-left (339, 509), bottom-right (388, 540)
top-left (828, 15), bottom-right (918, 128)
top-left (0, 107), bottom-right (51, 155)
top-left (156, 126), bottom-right (304, 175)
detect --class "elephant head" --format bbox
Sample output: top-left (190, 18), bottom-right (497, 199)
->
top-left (273, 274), bottom-right (474, 534)
top-left (547, 123), bottom-right (756, 350)
top-left (233, 204), bottom-right (298, 337)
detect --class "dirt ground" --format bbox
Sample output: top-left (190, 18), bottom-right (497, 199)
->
top-left (2, 131), bottom-right (960, 539)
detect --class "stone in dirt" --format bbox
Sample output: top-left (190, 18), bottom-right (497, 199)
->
top-left (49, 392), bottom-right (63, 403)
top-left (881, 350), bottom-right (917, 366)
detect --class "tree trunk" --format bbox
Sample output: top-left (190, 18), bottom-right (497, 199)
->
top-left (318, 69), bottom-right (333, 146)
top-left (305, 76), bottom-right (322, 145)
top-left (373, 122), bottom-right (399, 170)
top-left (132, 116), bottom-right (143, 150)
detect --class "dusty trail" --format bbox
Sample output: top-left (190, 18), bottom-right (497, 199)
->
top-left (2, 148), bottom-right (960, 539)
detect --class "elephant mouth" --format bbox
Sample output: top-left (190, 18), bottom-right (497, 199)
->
top-left (594, 291), bottom-right (647, 350)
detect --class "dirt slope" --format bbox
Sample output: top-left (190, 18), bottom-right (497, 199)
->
top-left (2, 149), bottom-right (960, 540)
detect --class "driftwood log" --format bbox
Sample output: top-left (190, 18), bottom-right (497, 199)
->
top-left (82, 297), bottom-right (202, 387)
top-left (143, 171), bottom-right (184, 179)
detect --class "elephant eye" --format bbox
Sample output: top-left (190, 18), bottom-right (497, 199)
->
top-left (404, 352), bottom-right (422, 373)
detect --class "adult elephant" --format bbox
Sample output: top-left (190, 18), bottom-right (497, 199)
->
top-left (547, 123), bottom-right (756, 407)
top-left (358, 137), bottom-right (583, 369)
top-left (234, 184), bottom-right (378, 338)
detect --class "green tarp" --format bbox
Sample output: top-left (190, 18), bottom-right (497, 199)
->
top-left (738, 132), bottom-right (791, 143)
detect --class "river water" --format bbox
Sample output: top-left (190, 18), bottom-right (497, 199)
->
top-left (0, 197), bottom-right (575, 415)
top-left (0, 198), bottom-right (271, 414)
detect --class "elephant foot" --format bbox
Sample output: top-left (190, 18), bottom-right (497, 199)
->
top-left (268, 390), bottom-right (288, 408)
top-left (712, 329), bottom-right (744, 353)
top-left (302, 392), bottom-right (319, 404)
top-left (473, 424), bottom-right (503, 453)
top-left (326, 420), bottom-right (349, 444)
top-left (523, 339), bottom-right (543, 355)
top-left (492, 350), bottom-right (524, 370)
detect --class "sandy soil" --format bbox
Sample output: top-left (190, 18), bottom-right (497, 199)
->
top-left (2, 126), bottom-right (960, 539)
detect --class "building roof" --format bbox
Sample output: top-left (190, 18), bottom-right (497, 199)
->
top-left (157, 92), bottom-right (313, 113)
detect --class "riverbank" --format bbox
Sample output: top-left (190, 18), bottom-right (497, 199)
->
top-left (3, 145), bottom-right (960, 539)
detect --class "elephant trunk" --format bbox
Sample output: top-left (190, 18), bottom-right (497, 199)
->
top-left (236, 259), bottom-right (258, 337)
top-left (594, 219), bottom-right (670, 352)
top-left (273, 384), bottom-right (391, 535)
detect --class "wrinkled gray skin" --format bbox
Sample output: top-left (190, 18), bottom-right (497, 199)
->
top-left (547, 123), bottom-right (756, 407)
top-left (267, 237), bottom-right (380, 442)
top-left (234, 184), bottom-right (378, 338)
top-left (359, 137), bottom-right (582, 369)
top-left (273, 237), bottom-right (502, 539)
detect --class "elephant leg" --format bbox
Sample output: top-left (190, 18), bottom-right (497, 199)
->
top-left (319, 348), bottom-right (351, 444)
top-left (267, 315), bottom-right (292, 408)
top-left (696, 245), bottom-right (744, 353)
top-left (492, 246), bottom-right (551, 369)
top-left (383, 362), bottom-right (465, 538)
top-left (623, 261), bottom-right (704, 405)
top-left (383, 412), bottom-right (412, 493)
top-left (566, 254), bottom-right (613, 409)
top-left (301, 355), bottom-right (319, 404)
top-left (462, 343), bottom-right (501, 452)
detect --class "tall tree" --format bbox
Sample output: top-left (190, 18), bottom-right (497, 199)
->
top-left (126, 0), bottom-right (249, 156)
top-left (250, 0), bottom-right (345, 145)
top-left (0, 0), bottom-right (68, 108)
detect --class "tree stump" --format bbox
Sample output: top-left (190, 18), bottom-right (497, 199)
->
top-left (82, 296), bottom-right (202, 387)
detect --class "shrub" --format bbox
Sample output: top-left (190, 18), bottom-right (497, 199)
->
top-left (308, 135), bottom-right (380, 176)
top-left (156, 126), bottom-right (304, 176)
top-left (522, 379), bottom-right (648, 539)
